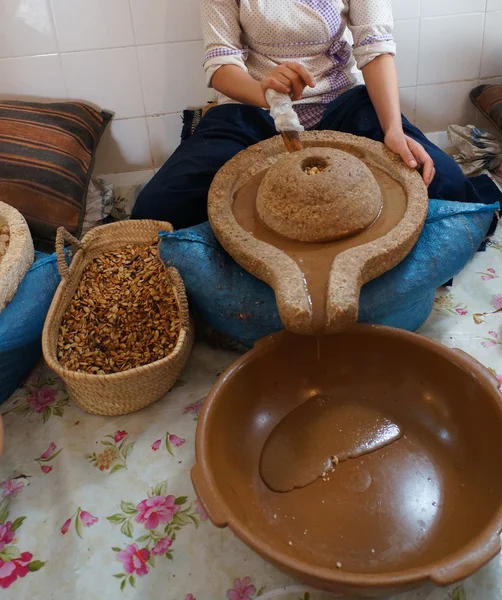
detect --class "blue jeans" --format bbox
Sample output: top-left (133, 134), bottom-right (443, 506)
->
top-left (132, 86), bottom-right (487, 229)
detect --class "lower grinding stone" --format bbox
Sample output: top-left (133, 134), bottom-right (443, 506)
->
top-left (208, 131), bottom-right (429, 334)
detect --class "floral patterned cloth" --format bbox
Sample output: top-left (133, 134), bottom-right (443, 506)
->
top-left (1, 224), bottom-right (502, 600)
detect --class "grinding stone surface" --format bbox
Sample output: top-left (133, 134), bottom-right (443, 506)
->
top-left (207, 131), bottom-right (429, 335)
top-left (257, 147), bottom-right (382, 243)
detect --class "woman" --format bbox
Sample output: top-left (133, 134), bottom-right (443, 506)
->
top-left (133, 0), bottom-right (483, 228)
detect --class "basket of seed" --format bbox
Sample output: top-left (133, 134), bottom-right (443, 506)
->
top-left (42, 220), bottom-right (194, 416)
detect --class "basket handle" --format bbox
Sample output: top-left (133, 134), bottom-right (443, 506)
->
top-left (166, 267), bottom-right (191, 330)
top-left (56, 227), bottom-right (83, 279)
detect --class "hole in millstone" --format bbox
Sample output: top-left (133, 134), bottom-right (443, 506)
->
top-left (301, 156), bottom-right (328, 176)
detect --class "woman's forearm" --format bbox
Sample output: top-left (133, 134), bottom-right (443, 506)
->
top-left (211, 65), bottom-right (268, 108)
top-left (362, 53), bottom-right (435, 183)
top-left (361, 54), bottom-right (402, 134)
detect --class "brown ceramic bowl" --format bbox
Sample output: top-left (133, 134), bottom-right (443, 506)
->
top-left (192, 326), bottom-right (502, 598)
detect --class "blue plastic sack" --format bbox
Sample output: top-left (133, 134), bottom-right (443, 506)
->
top-left (0, 252), bottom-right (60, 404)
top-left (159, 200), bottom-right (498, 348)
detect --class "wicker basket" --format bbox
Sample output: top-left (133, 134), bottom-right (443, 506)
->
top-left (42, 220), bottom-right (194, 416)
top-left (0, 202), bottom-right (34, 312)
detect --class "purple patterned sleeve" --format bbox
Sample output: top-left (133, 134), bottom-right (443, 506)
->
top-left (347, 0), bottom-right (395, 69)
top-left (204, 48), bottom-right (248, 63)
top-left (358, 33), bottom-right (394, 48)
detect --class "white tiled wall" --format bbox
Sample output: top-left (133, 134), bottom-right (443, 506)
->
top-left (0, 0), bottom-right (500, 174)
top-left (394, 0), bottom-right (501, 136)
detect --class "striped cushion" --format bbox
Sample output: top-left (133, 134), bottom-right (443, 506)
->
top-left (181, 102), bottom-right (217, 141)
top-left (0, 101), bottom-right (112, 251)
top-left (470, 84), bottom-right (502, 134)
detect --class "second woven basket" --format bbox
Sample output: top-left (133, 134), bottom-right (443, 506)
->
top-left (0, 201), bottom-right (34, 312)
top-left (42, 220), bottom-right (194, 416)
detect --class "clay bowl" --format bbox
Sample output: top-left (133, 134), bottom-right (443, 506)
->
top-left (192, 326), bottom-right (502, 598)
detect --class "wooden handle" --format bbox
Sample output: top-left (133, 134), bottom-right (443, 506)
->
top-left (281, 131), bottom-right (303, 153)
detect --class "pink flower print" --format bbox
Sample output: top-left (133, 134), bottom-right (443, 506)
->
top-left (455, 308), bottom-right (468, 316)
top-left (151, 439), bottom-right (161, 451)
top-left (168, 434), bottom-right (185, 448)
top-left (80, 511), bottom-right (98, 527)
top-left (27, 388), bottom-right (57, 413)
top-left (186, 595), bottom-right (197, 600)
top-left (0, 551), bottom-right (32, 589)
top-left (492, 294), bottom-right (502, 310)
top-left (0, 523), bottom-right (15, 551)
top-left (135, 495), bottom-right (180, 530)
top-left (0, 480), bottom-right (24, 498)
top-left (60, 518), bottom-right (71, 535)
top-left (482, 330), bottom-right (499, 348)
top-left (114, 430), bottom-right (127, 444)
top-left (151, 536), bottom-right (173, 556)
top-left (117, 544), bottom-right (150, 577)
top-left (36, 442), bottom-right (62, 473)
top-left (184, 399), bottom-right (204, 417)
top-left (40, 442), bottom-right (57, 460)
top-left (226, 577), bottom-right (256, 600)
top-left (480, 268), bottom-right (497, 280)
top-left (482, 340), bottom-right (498, 348)
top-left (195, 499), bottom-right (208, 522)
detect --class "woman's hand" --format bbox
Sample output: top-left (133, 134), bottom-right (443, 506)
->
top-left (261, 62), bottom-right (315, 102)
top-left (384, 128), bottom-right (436, 186)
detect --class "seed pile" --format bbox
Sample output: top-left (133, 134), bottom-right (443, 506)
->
top-left (57, 242), bottom-right (181, 374)
top-left (0, 225), bottom-right (9, 261)
top-left (304, 165), bottom-right (325, 176)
